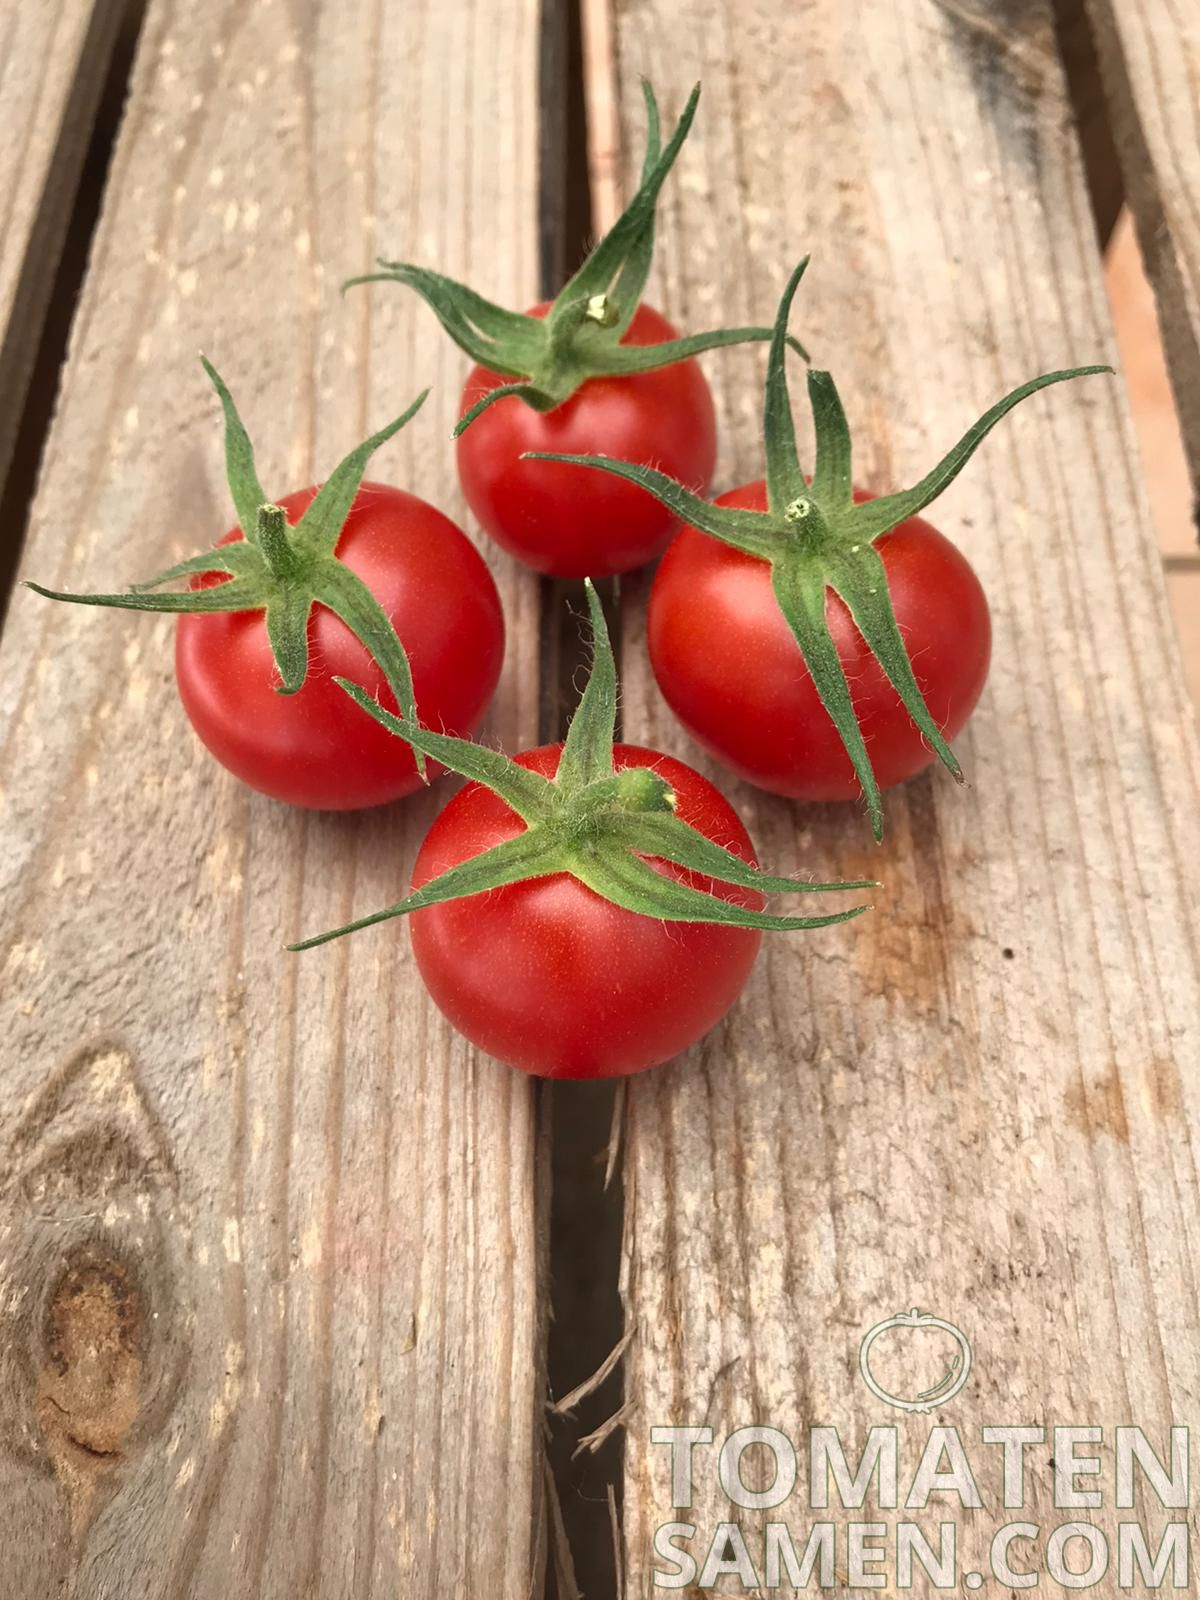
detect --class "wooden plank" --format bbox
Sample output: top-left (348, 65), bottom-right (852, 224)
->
top-left (1087, 0), bottom-right (1200, 498)
top-left (1167, 568), bottom-right (1200, 714)
top-left (0, 3), bottom-right (546, 1596)
top-left (597, 3), bottom-right (1200, 1589)
top-left (0, 0), bottom-right (126, 500)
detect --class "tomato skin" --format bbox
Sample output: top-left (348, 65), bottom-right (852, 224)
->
top-left (175, 482), bottom-right (505, 810)
top-left (410, 745), bottom-right (763, 1078)
top-left (648, 481), bottom-right (992, 799)
top-left (455, 303), bottom-right (717, 579)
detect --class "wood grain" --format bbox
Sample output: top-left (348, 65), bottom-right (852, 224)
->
top-left (0, 0), bottom-right (126, 501)
top-left (1167, 567), bottom-right (1200, 713)
top-left (0, 2), bottom-right (546, 1595)
top-left (597, 2), bottom-right (1200, 1590)
top-left (1087, 0), bottom-right (1200, 500)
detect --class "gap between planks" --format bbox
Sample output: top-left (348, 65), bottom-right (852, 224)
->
top-left (537, 6), bottom-right (632, 1598)
top-left (0, 0), bottom-right (148, 625)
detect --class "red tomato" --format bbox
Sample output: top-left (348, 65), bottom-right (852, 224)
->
top-left (648, 481), bottom-right (991, 799)
top-left (455, 303), bottom-right (717, 578)
top-left (410, 744), bottom-right (763, 1078)
top-left (176, 482), bottom-right (505, 810)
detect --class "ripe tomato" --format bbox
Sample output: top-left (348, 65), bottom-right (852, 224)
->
top-left (648, 481), bottom-right (991, 799)
top-left (176, 482), bottom-right (505, 810)
top-left (409, 744), bottom-right (763, 1078)
top-left (455, 303), bottom-right (717, 579)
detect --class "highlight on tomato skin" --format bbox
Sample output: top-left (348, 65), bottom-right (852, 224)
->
top-left (648, 481), bottom-right (992, 802)
top-left (176, 484), bottom-right (506, 812)
top-left (409, 744), bottom-right (763, 1080)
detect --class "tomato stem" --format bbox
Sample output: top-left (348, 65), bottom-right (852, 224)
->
top-left (256, 504), bottom-right (301, 581)
top-left (579, 767), bottom-right (677, 818)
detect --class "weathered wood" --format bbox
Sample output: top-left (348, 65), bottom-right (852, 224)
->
top-left (0, 0), bottom-right (127, 502)
top-left (598, 3), bottom-right (1200, 1590)
top-left (1167, 568), bottom-right (1200, 714)
top-left (0, 3), bottom-right (546, 1596)
top-left (1087, 0), bottom-right (1200, 505)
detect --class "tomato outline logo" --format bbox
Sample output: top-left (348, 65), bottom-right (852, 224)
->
top-left (858, 1307), bottom-right (972, 1413)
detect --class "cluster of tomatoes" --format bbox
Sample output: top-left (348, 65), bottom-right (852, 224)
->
top-left (32, 85), bottom-right (1105, 1078)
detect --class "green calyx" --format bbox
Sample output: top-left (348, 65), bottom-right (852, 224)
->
top-left (344, 82), bottom-right (804, 435)
top-left (26, 358), bottom-right (431, 778)
top-left (525, 259), bottom-right (1114, 839)
top-left (290, 580), bottom-right (873, 951)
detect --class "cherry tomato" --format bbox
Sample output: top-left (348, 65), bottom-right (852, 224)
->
top-left (176, 482), bottom-right (505, 810)
top-left (648, 481), bottom-right (991, 799)
top-left (410, 744), bottom-right (763, 1078)
top-left (455, 303), bottom-right (717, 579)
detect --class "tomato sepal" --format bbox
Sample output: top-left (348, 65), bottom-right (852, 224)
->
top-left (579, 324), bottom-right (809, 379)
top-left (291, 830), bottom-right (564, 949)
top-left (553, 579), bottom-right (619, 789)
top-left (569, 849), bottom-right (865, 933)
top-left (128, 545), bottom-right (252, 591)
top-left (456, 380), bottom-right (557, 433)
top-left (341, 262), bottom-right (545, 377)
top-left (201, 355), bottom-right (269, 537)
top-left (27, 362), bottom-right (435, 775)
top-left (769, 554), bottom-right (886, 833)
top-left (263, 572), bottom-right (312, 696)
top-left (520, 451), bottom-right (778, 559)
top-left (602, 809), bottom-right (873, 898)
top-left (348, 83), bottom-right (803, 433)
top-left (527, 261), bottom-right (1113, 838)
top-left (290, 580), bottom-right (873, 951)
top-left (326, 691), bottom-right (558, 824)
top-left (25, 572), bottom-right (270, 615)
